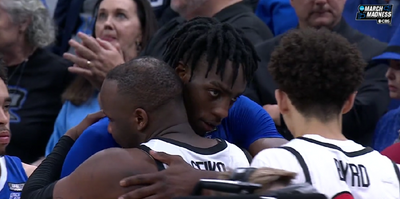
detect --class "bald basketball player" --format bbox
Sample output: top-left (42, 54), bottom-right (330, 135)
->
top-left (21, 57), bottom-right (249, 199)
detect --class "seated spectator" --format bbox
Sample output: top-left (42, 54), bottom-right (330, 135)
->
top-left (142, 0), bottom-right (273, 59)
top-left (255, 0), bottom-right (399, 41)
top-left (59, 17), bottom-right (285, 178)
top-left (251, 28), bottom-right (399, 199)
top-left (246, 0), bottom-right (390, 146)
top-left (44, 0), bottom-right (158, 156)
top-left (372, 26), bottom-right (400, 152)
top-left (0, 65), bottom-right (36, 198)
top-left (255, 0), bottom-right (298, 36)
top-left (21, 57), bottom-right (250, 199)
top-left (51, 0), bottom-right (101, 56)
top-left (155, 0), bottom-right (259, 28)
top-left (0, 0), bottom-right (74, 164)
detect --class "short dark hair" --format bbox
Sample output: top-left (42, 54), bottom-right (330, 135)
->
top-left (163, 17), bottom-right (259, 87)
top-left (268, 28), bottom-right (365, 121)
top-left (106, 57), bottom-right (183, 112)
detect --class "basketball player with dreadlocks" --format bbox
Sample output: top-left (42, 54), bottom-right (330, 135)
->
top-left (58, 16), bottom-right (286, 178)
top-left (21, 56), bottom-right (251, 199)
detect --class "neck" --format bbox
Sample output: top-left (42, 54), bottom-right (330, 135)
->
top-left (290, 116), bottom-right (347, 141)
top-left (2, 42), bottom-right (35, 66)
top-left (184, 0), bottom-right (242, 20)
top-left (146, 103), bottom-right (195, 140)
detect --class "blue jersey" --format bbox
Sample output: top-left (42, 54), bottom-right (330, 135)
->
top-left (60, 96), bottom-right (282, 177)
top-left (0, 156), bottom-right (28, 199)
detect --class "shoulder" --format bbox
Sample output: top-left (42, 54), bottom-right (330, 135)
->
top-left (76, 117), bottom-right (116, 146)
top-left (229, 96), bottom-right (260, 114)
top-left (33, 48), bottom-right (72, 68)
top-left (351, 31), bottom-right (387, 60)
top-left (380, 109), bottom-right (399, 123)
top-left (255, 35), bottom-right (283, 62)
top-left (251, 146), bottom-right (299, 168)
top-left (22, 163), bottom-right (37, 177)
top-left (55, 148), bottom-right (156, 199)
top-left (222, 141), bottom-right (250, 167)
top-left (3, 156), bottom-right (29, 178)
top-left (82, 117), bottom-right (110, 135)
top-left (78, 147), bottom-right (157, 179)
top-left (255, 34), bottom-right (282, 51)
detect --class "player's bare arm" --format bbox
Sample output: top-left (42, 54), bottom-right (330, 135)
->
top-left (54, 148), bottom-right (157, 199)
top-left (118, 151), bottom-right (219, 199)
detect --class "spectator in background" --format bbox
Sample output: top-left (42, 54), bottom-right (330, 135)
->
top-left (45, 0), bottom-right (158, 156)
top-left (154, 0), bottom-right (260, 27)
top-left (245, 0), bottom-right (390, 147)
top-left (256, 0), bottom-right (399, 40)
top-left (51, 0), bottom-right (97, 56)
top-left (373, 26), bottom-right (400, 152)
top-left (0, 0), bottom-right (74, 164)
top-left (255, 0), bottom-right (297, 36)
top-left (142, 0), bottom-right (273, 59)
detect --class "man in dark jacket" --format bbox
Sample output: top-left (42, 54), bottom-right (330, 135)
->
top-left (155, 0), bottom-right (259, 26)
top-left (244, 0), bottom-right (390, 146)
top-left (141, 0), bottom-right (272, 59)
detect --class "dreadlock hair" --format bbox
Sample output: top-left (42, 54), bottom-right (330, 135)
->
top-left (163, 17), bottom-right (259, 87)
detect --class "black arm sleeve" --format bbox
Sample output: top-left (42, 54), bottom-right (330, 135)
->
top-left (21, 136), bottom-right (75, 199)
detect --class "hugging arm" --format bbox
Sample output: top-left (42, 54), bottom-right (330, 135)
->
top-left (23, 147), bottom-right (156, 199)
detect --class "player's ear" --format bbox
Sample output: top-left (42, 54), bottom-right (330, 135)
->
top-left (275, 89), bottom-right (288, 114)
top-left (175, 62), bottom-right (190, 83)
top-left (342, 92), bottom-right (356, 114)
top-left (134, 108), bottom-right (148, 131)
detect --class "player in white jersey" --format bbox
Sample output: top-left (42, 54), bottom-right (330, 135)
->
top-left (141, 138), bottom-right (247, 172)
top-left (21, 57), bottom-right (249, 199)
top-left (250, 28), bottom-right (400, 199)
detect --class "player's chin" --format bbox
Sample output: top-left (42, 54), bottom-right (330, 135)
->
top-left (311, 19), bottom-right (335, 29)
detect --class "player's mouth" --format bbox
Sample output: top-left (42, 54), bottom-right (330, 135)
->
top-left (0, 131), bottom-right (10, 145)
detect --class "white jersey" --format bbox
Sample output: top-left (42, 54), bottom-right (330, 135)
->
top-left (251, 134), bottom-right (400, 199)
top-left (140, 138), bottom-right (250, 172)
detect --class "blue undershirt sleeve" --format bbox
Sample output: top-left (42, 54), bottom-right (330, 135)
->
top-left (227, 96), bottom-right (282, 150)
top-left (60, 117), bottom-right (119, 178)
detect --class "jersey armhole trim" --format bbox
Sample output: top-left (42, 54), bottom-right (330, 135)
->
top-left (139, 145), bottom-right (165, 171)
top-left (391, 160), bottom-right (400, 197)
top-left (278, 146), bottom-right (312, 185)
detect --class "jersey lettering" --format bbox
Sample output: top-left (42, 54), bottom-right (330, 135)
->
top-left (8, 87), bottom-right (28, 123)
top-left (334, 158), bottom-right (370, 187)
top-left (191, 160), bottom-right (226, 171)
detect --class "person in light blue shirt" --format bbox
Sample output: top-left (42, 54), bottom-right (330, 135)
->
top-left (45, 0), bottom-right (159, 156)
top-left (373, 25), bottom-right (400, 151)
top-left (45, 93), bottom-right (100, 156)
top-left (60, 17), bottom-right (286, 177)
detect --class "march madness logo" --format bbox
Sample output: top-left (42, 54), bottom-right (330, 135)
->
top-left (355, 4), bottom-right (393, 24)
